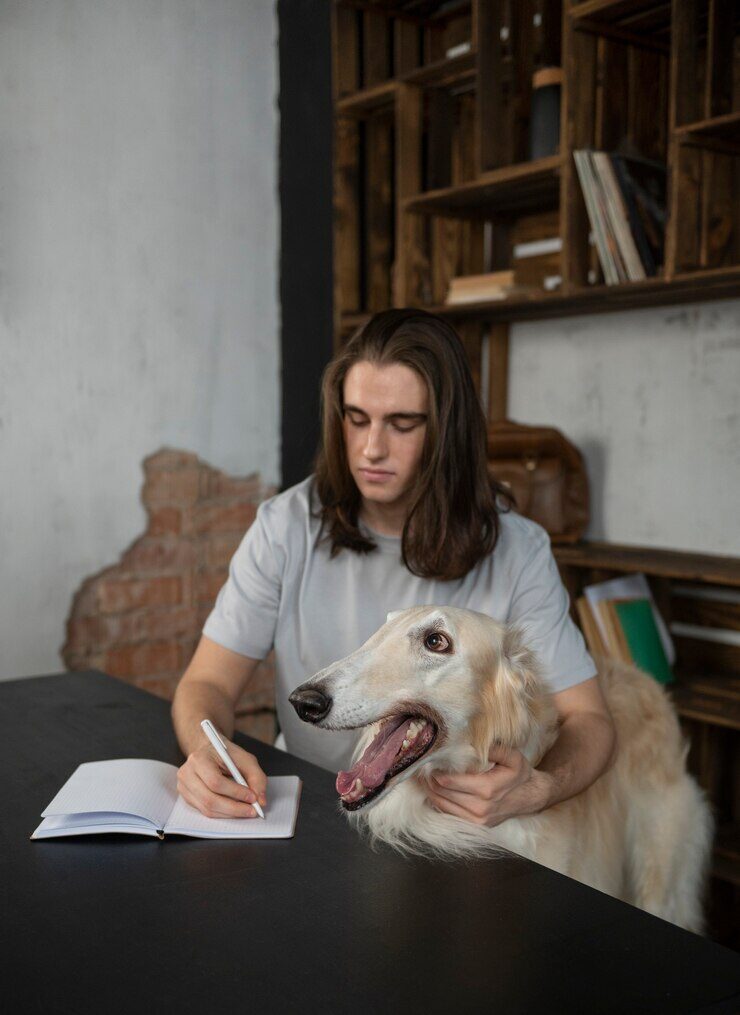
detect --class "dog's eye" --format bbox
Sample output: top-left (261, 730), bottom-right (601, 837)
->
top-left (424, 632), bottom-right (449, 653)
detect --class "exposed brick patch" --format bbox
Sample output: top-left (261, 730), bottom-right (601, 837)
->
top-left (104, 641), bottom-right (180, 678)
top-left (206, 532), bottom-right (244, 569)
top-left (149, 506), bottom-right (183, 537)
top-left (62, 447), bottom-right (278, 744)
top-left (98, 576), bottom-right (184, 614)
top-left (192, 501), bottom-right (258, 536)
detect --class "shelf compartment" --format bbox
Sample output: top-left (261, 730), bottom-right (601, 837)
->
top-left (402, 155), bottom-right (562, 218)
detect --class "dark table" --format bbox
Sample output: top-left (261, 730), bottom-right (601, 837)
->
top-left (2, 671), bottom-right (739, 1014)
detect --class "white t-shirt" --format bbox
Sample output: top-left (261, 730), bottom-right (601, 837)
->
top-left (203, 475), bottom-right (597, 773)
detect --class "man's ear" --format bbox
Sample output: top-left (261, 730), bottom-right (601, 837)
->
top-left (385, 609), bottom-right (404, 624)
top-left (470, 624), bottom-right (542, 762)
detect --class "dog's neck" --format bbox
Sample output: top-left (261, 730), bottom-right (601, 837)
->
top-left (512, 690), bottom-right (560, 769)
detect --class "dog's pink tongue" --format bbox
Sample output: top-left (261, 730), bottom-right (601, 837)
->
top-left (336, 716), bottom-right (410, 795)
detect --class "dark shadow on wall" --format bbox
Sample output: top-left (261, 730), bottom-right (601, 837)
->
top-left (278, 0), bottom-right (334, 491)
top-left (579, 438), bottom-right (606, 539)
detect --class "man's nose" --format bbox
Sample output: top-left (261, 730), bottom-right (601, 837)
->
top-left (363, 423), bottom-right (387, 459)
top-left (289, 686), bottom-right (333, 724)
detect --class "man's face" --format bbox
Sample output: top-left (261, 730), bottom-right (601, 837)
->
top-left (342, 360), bottom-right (429, 512)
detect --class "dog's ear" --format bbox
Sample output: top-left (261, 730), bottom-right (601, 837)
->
top-left (470, 624), bottom-right (542, 763)
top-left (385, 609), bottom-right (404, 624)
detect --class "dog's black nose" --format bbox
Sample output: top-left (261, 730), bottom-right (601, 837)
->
top-left (289, 687), bottom-right (332, 724)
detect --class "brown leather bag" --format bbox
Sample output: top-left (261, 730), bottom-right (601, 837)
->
top-left (486, 419), bottom-right (589, 543)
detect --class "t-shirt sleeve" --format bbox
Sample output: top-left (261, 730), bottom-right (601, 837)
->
top-left (201, 499), bottom-right (284, 660)
top-left (507, 529), bottom-right (597, 693)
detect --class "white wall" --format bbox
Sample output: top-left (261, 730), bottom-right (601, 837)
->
top-left (0, 0), bottom-right (279, 679)
top-left (508, 299), bottom-right (740, 555)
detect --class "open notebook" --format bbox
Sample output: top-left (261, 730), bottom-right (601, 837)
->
top-left (31, 759), bottom-right (302, 840)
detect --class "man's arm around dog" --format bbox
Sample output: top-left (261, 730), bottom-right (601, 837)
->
top-left (426, 676), bottom-right (617, 828)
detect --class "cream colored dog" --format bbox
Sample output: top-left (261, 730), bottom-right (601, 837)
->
top-left (289, 605), bottom-right (713, 934)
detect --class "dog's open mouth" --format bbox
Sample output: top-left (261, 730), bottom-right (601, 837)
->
top-left (335, 713), bottom-right (438, 811)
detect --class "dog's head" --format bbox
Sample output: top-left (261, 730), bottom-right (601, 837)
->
top-left (289, 605), bottom-right (550, 813)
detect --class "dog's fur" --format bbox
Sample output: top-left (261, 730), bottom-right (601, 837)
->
top-left (291, 605), bottom-right (713, 934)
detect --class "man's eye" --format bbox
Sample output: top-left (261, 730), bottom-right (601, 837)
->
top-left (392, 424), bottom-right (415, 433)
top-left (348, 417), bottom-right (367, 427)
top-left (424, 632), bottom-right (450, 652)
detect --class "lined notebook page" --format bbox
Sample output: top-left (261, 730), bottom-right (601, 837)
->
top-left (164, 776), bottom-right (302, 838)
top-left (42, 759), bottom-right (178, 828)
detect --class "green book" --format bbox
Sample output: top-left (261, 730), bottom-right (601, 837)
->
top-left (613, 598), bottom-right (674, 684)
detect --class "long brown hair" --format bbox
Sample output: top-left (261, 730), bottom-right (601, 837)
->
top-left (311, 308), bottom-right (514, 580)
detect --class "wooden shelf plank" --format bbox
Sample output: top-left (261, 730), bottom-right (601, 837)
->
top-left (673, 677), bottom-right (740, 732)
top-left (402, 155), bottom-right (562, 217)
top-left (552, 540), bottom-right (740, 586)
top-left (421, 265), bottom-right (740, 322)
top-left (336, 79), bottom-right (397, 117)
top-left (568, 0), bottom-right (674, 32)
top-left (675, 110), bottom-right (740, 156)
top-left (335, 52), bottom-right (476, 116)
top-left (400, 49), bottom-right (476, 88)
top-left (340, 264), bottom-right (740, 330)
top-left (569, 0), bottom-right (671, 25)
top-left (676, 110), bottom-right (740, 139)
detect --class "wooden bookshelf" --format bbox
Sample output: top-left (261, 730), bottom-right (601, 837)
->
top-left (331, 1), bottom-right (739, 948)
top-left (332, 0), bottom-right (739, 361)
top-left (552, 540), bottom-right (740, 944)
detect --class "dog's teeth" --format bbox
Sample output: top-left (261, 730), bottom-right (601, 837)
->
top-left (405, 719), bottom-right (426, 742)
top-left (401, 739), bottom-right (410, 749)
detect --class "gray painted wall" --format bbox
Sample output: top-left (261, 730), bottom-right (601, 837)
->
top-left (509, 299), bottom-right (740, 555)
top-left (0, 1), bottom-right (279, 679)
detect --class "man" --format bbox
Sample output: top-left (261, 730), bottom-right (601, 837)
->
top-left (172, 309), bottom-right (616, 824)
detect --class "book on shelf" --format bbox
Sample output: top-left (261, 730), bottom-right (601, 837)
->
top-left (576, 578), bottom-right (675, 685)
top-left (573, 149), bottom-right (666, 284)
top-left (445, 270), bottom-right (543, 305)
top-left (583, 572), bottom-right (675, 664)
top-left (592, 152), bottom-right (646, 282)
top-left (595, 598), bottom-right (634, 664)
top-left (573, 149), bottom-right (625, 284)
top-left (576, 596), bottom-right (608, 656)
top-left (611, 152), bottom-right (666, 275)
top-left (445, 40), bottom-right (471, 59)
top-left (613, 597), bottom-right (674, 685)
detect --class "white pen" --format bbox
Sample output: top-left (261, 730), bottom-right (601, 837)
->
top-left (200, 718), bottom-right (265, 819)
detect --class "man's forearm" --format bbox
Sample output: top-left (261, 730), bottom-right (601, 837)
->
top-left (171, 679), bottom-right (238, 757)
top-left (536, 712), bottom-right (617, 810)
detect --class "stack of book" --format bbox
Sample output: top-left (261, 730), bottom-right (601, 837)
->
top-left (576, 573), bottom-right (674, 685)
top-left (573, 149), bottom-right (666, 285)
top-left (445, 269), bottom-right (542, 305)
